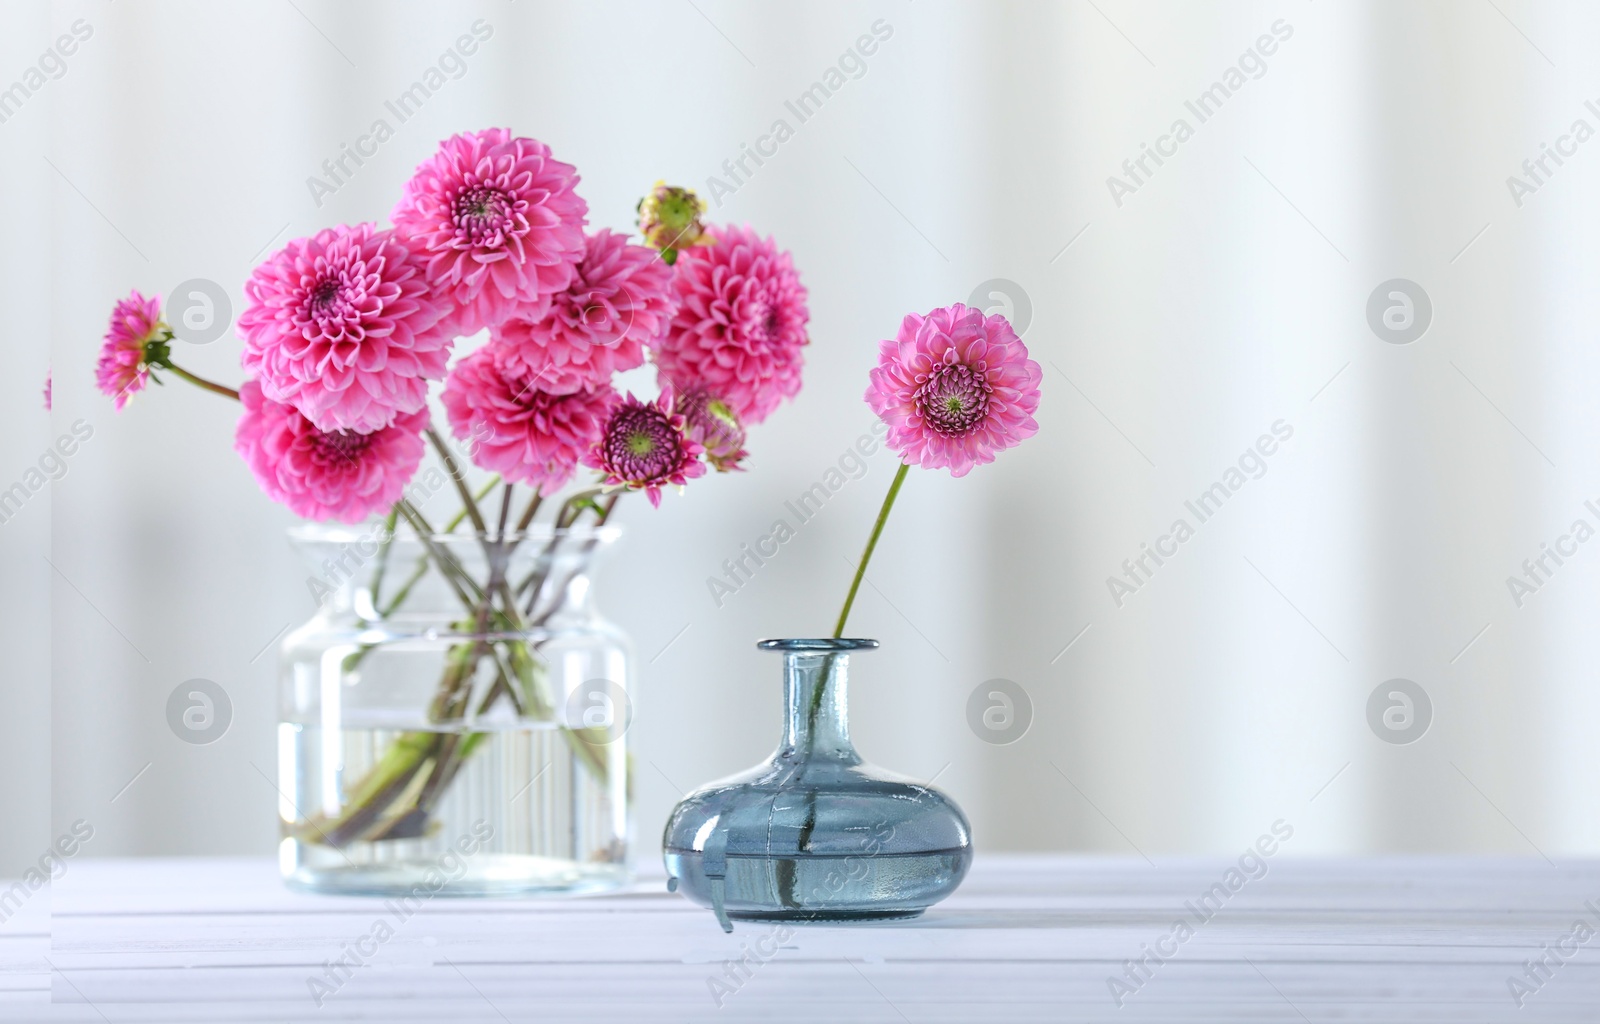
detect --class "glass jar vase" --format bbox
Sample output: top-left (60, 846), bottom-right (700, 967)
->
top-left (663, 638), bottom-right (971, 929)
top-left (278, 522), bottom-right (633, 896)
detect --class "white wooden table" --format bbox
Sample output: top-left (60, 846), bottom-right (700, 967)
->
top-left (22, 855), bottom-right (1600, 1021)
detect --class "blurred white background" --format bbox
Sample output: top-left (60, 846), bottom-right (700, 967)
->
top-left (4, 0), bottom-right (1598, 875)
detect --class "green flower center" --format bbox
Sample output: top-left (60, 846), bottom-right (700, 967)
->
top-left (916, 363), bottom-right (991, 437)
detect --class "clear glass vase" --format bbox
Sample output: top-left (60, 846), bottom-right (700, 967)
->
top-left (663, 638), bottom-right (972, 930)
top-left (278, 522), bottom-right (633, 896)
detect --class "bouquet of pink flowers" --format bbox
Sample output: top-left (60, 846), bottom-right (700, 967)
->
top-left (95, 129), bottom-right (808, 850)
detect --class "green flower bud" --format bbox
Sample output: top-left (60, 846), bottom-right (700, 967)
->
top-left (637, 181), bottom-right (713, 264)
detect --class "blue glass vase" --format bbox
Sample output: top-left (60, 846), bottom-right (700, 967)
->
top-left (663, 638), bottom-right (972, 930)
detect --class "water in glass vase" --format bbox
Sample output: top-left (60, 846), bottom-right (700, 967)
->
top-left (664, 639), bottom-right (972, 929)
top-left (281, 719), bottom-right (627, 896)
top-left (664, 845), bottom-right (971, 923)
top-left (280, 524), bottom-right (634, 897)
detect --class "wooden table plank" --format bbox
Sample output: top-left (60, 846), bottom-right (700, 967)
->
top-left (0, 878), bottom-right (49, 1008)
top-left (42, 855), bottom-right (1600, 1021)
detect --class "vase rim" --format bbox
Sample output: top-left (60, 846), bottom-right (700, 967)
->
top-left (287, 522), bottom-right (623, 545)
top-left (757, 638), bottom-right (878, 652)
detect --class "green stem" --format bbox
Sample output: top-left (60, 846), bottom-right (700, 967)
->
top-left (445, 477), bottom-right (501, 534)
top-left (496, 483), bottom-right (514, 539)
top-left (512, 487), bottom-right (614, 607)
top-left (514, 492), bottom-right (544, 535)
top-left (309, 731), bottom-right (441, 847)
top-left (300, 479), bottom-right (625, 849)
top-left (518, 492), bottom-right (623, 621)
top-left (800, 465), bottom-right (910, 783)
top-left (395, 501), bottom-right (483, 608)
top-left (426, 427), bottom-right (488, 536)
top-left (832, 462), bottom-right (910, 638)
top-left (378, 559), bottom-right (429, 617)
top-left (369, 508), bottom-right (401, 608)
top-left (163, 361), bottom-right (240, 401)
top-left (556, 487), bottom-right (606, 529)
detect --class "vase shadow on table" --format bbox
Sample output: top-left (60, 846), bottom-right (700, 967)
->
top-left (700, 909), bottom-right (1127, 930)
top-left (870, 908), bottom-right (1168, 930)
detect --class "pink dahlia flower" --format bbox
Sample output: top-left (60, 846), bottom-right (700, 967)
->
top-left (441, 343), bottom-right (616, 496)
top-left (676, 387), bottom-right (747, 472)
top-left (655, 224), bottom-right (808, 425)
top-left (96, 290), bottom-right (165, 410)
top-left (583, 393), bottom-right (705, 507)
top-left (392, 128), bottom-right (588, 336)
top-left (234, 381), bottom-right (427, 524)
top-left (489, 229), bottom-right (676, 394)
top-left (239, 223), bottom-right (450, 435)
top-left (866, 303), bottom-right (1042, 478)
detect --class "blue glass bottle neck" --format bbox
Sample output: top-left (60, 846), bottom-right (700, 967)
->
top-left (780, 652), bottom-right (858, 762)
